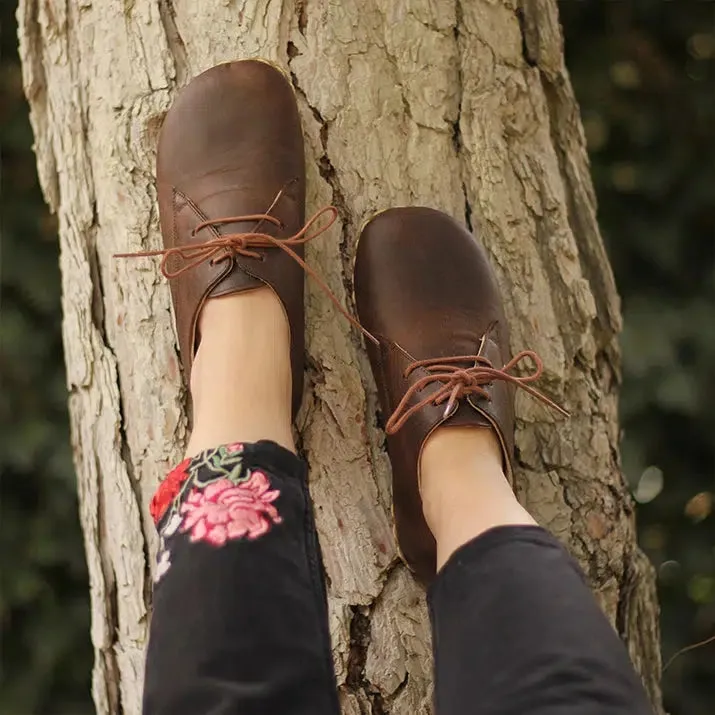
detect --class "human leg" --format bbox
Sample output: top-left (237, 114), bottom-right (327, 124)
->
top-left (353, 207), bottom-right (653, 714)
top-left (422, 428), bottom-right (653, 715)
top-left (143, 434), bottom-right (338, 715)
top-left (125, 60), bottom-right (339, 715)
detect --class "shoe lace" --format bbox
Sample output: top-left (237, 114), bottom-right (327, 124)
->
top-left (114, 183), bottom-right (380, 347)
top-left (116, 189), bottom-right (566, 427)
top-left (384, 329), bottom-right (569, 435)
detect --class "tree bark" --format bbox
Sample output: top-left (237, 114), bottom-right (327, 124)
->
top-left (18, 0), bottom-right (663, 713)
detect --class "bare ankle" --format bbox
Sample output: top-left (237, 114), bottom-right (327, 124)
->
top-left (197, 287), bottom-right (288, 341)
top-left (185, 288), bottom-right (295, 458)
top-left (418, 425), bottom-right (536, 571)
top-left (420, 425), bottom-right (504, 493)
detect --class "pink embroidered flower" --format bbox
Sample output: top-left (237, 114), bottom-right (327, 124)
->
top-left (180, 471), bottom-right (282, 546)
top-left (226, 442), bottom-right (244, 454)
top-left (150, 458), bottom-right (192, 525)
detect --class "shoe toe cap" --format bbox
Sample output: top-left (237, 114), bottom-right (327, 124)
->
top-left (354, 207), bottom-right (505, 356)
top-left (157, 59), bottom-right (303, 192)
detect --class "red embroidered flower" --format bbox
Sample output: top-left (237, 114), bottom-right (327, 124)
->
top-left (150, 458), bottom-right (192, 525)
top-left (180, 471), bottom-right (282, 546)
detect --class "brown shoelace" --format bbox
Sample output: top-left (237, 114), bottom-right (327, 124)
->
top-left (114, 190), bottom-right (379, 347)
top-left (384, 347), bottom-right (569, 435)
top-left (116, 189), bottom-right (564, 428)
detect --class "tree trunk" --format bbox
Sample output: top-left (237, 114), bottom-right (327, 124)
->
top-left (18, 0), bottom-right (663, 713)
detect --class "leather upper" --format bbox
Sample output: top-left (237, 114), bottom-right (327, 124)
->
top-left (156, 60), bottom-right (306, 414)
top-left (354, 207), bottom-right (516, 582)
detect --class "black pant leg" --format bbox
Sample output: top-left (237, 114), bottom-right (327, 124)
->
top-left (429, 525), bottom-right (653, 715)
top-left (143, 440), bottom-right (339, 715)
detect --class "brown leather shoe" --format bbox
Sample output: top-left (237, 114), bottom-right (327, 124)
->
top-left (122, 59), bottom-right (313, 415)
top-left (353, 207), bottom-right (566, 583)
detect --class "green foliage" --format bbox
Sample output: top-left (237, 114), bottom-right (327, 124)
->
top-left (0, 5), bottom-right (93, 713)
top-left (561, 3), bottom-right (715, 713)
top-left (1, 1), bottom-right (713, 714)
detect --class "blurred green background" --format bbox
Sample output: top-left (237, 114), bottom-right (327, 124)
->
top-left (1, 1), bottom-right (713, 713)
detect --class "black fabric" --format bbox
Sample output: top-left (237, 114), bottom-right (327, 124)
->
top-left (143, 441), bottom-right (652, 715)
top-left (429, 525), bottom-right (654, 715)
top-left (143, 440), bottom-right (339, 715)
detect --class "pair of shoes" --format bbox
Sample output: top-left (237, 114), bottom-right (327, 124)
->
top-left (117, 60), bottom-right (566, 584)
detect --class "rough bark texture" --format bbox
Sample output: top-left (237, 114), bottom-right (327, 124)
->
top-left (18, 0), bottom-right (663, 713)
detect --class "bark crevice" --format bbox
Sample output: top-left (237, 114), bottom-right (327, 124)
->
top-left (453, 0), bottom-right (471, 231)
top-left (344, 605), bottom-right (390, 715)
top-left (288, 62), bottom-right (360, 318)
top-left (16, 0), bottom-right (59, 210)
top-left (96, 456), bottom-right (123, 715)
top-left (158, 0), bottom-right (189, 87)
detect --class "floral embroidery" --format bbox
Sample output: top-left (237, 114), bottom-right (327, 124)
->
top-left (150, 458), bottom-right (191, 524)
top-left (150, 442), bottom-right (282, 585)
top-left (180, 472), bottom-right (282, 546)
